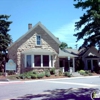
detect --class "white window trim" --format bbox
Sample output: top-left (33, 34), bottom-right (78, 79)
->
top-left (25, 55), bottom-right (32, 68)
top-left (41, 55), bottom-right (43, 67)
top-left (32, 55), bottom-right (34, 67)
top-left (49, 55), bottom-right (51, 67)
top-left (25, 54), bottom-right (54, 68)
top-left (36, 34), bottom-right (41, 46)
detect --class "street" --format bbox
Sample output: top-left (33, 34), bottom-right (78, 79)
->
top-left (0, 76), bottom-right (100, 100)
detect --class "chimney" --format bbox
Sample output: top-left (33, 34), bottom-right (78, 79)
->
top-left (28, 23), bottom-right (32, 30)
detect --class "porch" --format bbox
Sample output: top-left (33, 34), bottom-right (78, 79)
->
top-left (59, 49), bottom-right (78, 72)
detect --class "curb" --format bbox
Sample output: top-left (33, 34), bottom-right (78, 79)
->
top-left (0, 75), bottom-right (100, 84)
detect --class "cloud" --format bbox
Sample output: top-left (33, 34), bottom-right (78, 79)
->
top-left (53, 19), bottom-right (84, 49)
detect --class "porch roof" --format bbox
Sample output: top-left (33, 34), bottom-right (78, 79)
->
top-left (22, 48), bottom-right (55, 55)
top-left (58, 49), bottom-right (78, 58)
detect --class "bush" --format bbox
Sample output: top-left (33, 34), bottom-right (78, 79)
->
top-left (64, 72), bottom-right (71, 77)
top-left (7, 71), bottom-right (15, 75)
top-left (88, 73), bottom-right (92, 76)
top-left (85, 70), bottom-right (90, 74)
top-left (50, 68), bottom-right (55, 75)
top-left (31, 74), bottom-right (37, 79)
top-left (79, 70), bottom-right (93, 76)
top-left (26, 75), bottom-right (31, 79)
top-left (32, 71), bottom-right (37, 74)
top-left (19, 74), bottom-right (26, 79)
top-left (59, 69), bottom-right (63, 76)
top-left (37, 72), bottom-right (45, 79)
top-left (79, 70), bottom-right (86, 75)
top-left (45, 71), bottom-right (51, 77)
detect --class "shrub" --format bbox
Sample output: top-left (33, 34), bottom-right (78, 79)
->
top-left (7, 71), bottom-right (15, 75)
top-left (50, 68), bottom-right (55, 75)
top-left (85, 70), bottom-right (90, 74)
top-left (37, 72), bottom-right (45, 79)
top-left (31, 74), bottom-right (37, 79)
top-left (79, 70), bottom-right (86, 75)
top-left (59, 69), bottom-right (63, 76)
top-left (45, 71), bottom-right (51, 77)
top-left (26, 75), bottom-right (31, 79)
top-left (64, 72), bottom-right (71, 77)
top-left (32, 71), bottom-right (37, 74)
top-left (88, 73), bottom-right (92, 76)
top-left (19, 74), bottom-right (26, 79)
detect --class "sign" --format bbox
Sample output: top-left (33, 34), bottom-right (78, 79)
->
top-left (5, 59), bottom-right (16, 71)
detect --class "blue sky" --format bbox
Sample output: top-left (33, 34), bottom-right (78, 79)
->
top-left (1, 0), bottom-right (84, 49)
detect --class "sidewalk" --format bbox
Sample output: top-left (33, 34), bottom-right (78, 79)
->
top-left (0, 75), bottom-right (100, 84)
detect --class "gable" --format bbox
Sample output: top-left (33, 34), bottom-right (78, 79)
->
top-left (8, 22), bottom-right (61, 49)
top-left (82, 47), bottom-right (100, 58)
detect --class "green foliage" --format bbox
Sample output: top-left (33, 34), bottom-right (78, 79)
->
top-left (59, 42), bottom-right (68, 50)
top-left (74, 0), bottom-right (100, 49)
top-left (79, 70), bottom-right (86, 75)
top-left (7, 71), bottom-right (15, 75)
top-left (59, 42), bottom-right (72, 50)
top-left (45, 71), bottom-right (51, 77)
top-left (64, 71), bottom-right (71, 77)
top-left (19, 74), bottom-right (26, 79)
top-left (0, 15), bottom-right (12, 61)
top-left (79, 70), bottom-right (92, 76)
top-left (32, 71), bottom-right (37, 74)
top-left (50, 68), bottom-right (55, 75)
top-left (26, 75), bottom-right (31, 79)
top-left (59, 69), bottom-right (63, 76)
top-left (37, 72), bottom-right (45, 79)
top-left (31, 74), bottom-right (37, 79)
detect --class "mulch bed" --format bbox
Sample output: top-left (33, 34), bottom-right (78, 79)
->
top-left (0, 73), bottom-right (100, 81)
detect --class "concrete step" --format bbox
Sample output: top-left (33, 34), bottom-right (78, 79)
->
top-left (72, 72), bottom-right (83, 77)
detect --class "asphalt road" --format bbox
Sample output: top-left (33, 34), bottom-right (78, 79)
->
top-left (0, 76), bottom-right (100, 100)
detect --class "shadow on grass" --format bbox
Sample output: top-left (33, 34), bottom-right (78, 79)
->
top-left (10, 88), bottom-right (98, 100)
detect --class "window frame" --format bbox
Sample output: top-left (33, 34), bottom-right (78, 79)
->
top-left (34, 55), bottom-right (41, 67)
top-left (26, 55), bottom-right (32, 67)
top-left (36, 34), bottom-right (41, 46)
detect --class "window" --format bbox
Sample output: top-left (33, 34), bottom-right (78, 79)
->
top-left (26, 55), bottom-right (31, 67)
top-left (34, 55), bottom-right (41, 66)
top-left (36, 35), bottom-right (41, 45)
top-left (43, 55), bottom-right (49, 66)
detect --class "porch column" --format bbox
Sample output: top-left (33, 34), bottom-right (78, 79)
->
top-left (73, 58), bottom-right (75, 72)
top-left (32, 55), bottom-right (34, 67)
top-left (41, 55), bottom-right (43, 67)
top-left (49, 55), bottom-right (51, 67)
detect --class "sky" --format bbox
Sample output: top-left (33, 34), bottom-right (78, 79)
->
top-left (0, 0), bottom-right (85, 49)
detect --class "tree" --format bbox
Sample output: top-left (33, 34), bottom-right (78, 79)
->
top-left (73, 0), bottom-right (100, 50)
top-left (0, 15), bottom-right (12, 69)
top-left (59, 42), bottom-right (72, 50)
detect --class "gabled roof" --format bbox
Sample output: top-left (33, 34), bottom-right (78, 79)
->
top-left (8, 22), bottom-right (61, 49)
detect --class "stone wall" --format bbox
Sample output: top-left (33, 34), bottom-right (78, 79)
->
top-left (8, 25), bottom-right (59, 73)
